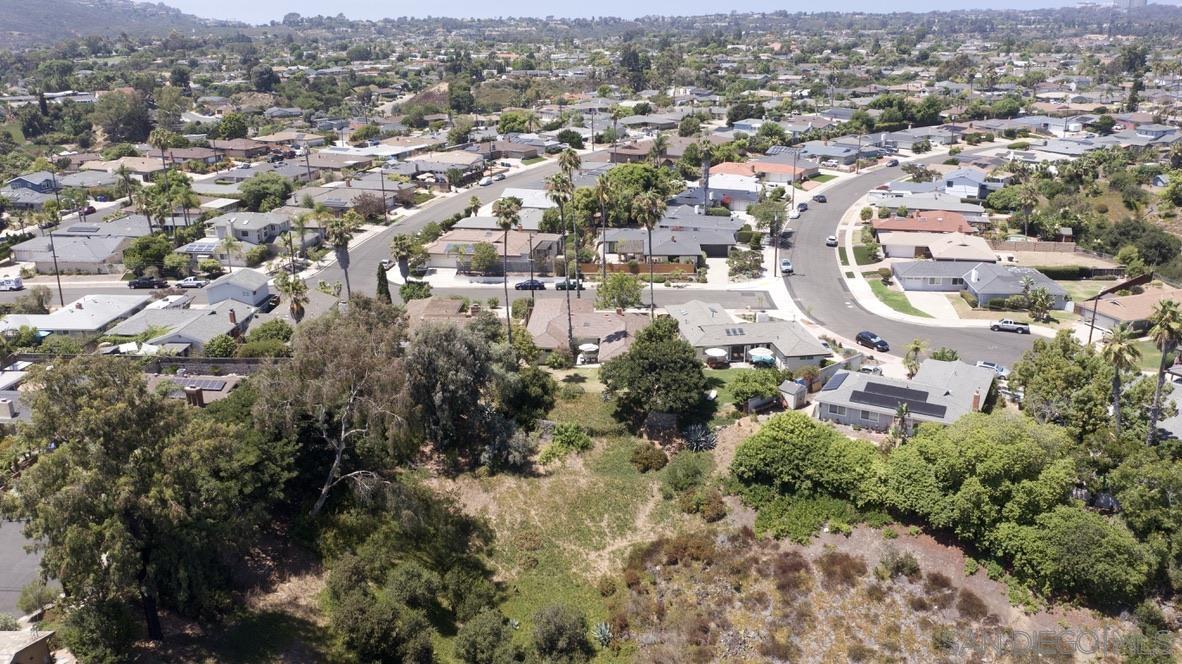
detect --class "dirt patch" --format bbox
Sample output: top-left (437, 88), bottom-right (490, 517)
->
top-left (1010, 250), bottom-right (1117, 268)
top-left (711, 417), bottom-right (760, 471)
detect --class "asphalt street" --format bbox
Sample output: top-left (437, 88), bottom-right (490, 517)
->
top-left (782, 157), bottom-right (1035, 367)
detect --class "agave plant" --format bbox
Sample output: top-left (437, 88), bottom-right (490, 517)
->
top-left (681, 423), bottom-right (717, 452)
top-left (593, 622), bottom-right (614, 647)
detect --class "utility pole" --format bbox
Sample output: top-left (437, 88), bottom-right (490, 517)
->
top-left (303, 147), bottom-right (313, 183)
top-left (47, 227), bottom-right (64, 307)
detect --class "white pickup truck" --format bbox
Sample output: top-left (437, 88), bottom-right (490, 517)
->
top-left (990, 319), bottom-right (1030, 334)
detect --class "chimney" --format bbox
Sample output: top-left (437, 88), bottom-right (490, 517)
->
top-left (971, 389), bottom-right (981, 412)
top-left (0, 398), bottom-right (14, 419)
top-left (970, 268), bottom-right (979, 283)
top-left (184, 385), bottom-right (204, 408)
top-left (75, 301), bottom-right (83, 310)
top-left (228, 308), bottom-right (237, 325)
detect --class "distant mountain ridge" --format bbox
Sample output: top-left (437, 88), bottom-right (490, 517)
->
top-left (0, 0), bottom-right (243, 49)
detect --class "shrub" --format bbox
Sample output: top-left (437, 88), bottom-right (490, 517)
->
top-left (532, 604), bottom-right (591, 662)
top-left (877, 207), bottom-right (890, 219)
top-left (1032, 265), bottom-right (1089, 280)
top-left (18, 578), bottom-right (57, 615)
top-left (400, 281), bottom-right (432, 301)
top-left (443, 566), bottom-right (497, 622)
top-left (558, 383), bottom-right (584, 400)
top-left (1007, 141), bottom-right (1030, 150)
top-left (960, 291), bottom-right (978, 308)
top-left (204, 334), bottom-right (237, 357)
top-left (956, 589), bottom-right (989, 621)
top-left (753, 495), bottom-right (860, 542)
top-left (679, 486), bottom-right (727, 522)
top-left (545, 349), bottom-right (573, 369)
top-left (681, 423), bottom-right (717, 452)
top-left (247, 318), bottom-right (293, 343)
top-left (706, 206), bottom-right (731, 216)
top-left (663, 451), bottom-right (709, 496)
top-left (61, 600), bottom-right (138, 664)
top-left (877, 267), bottom-right (892, 283)
top-left (816, 551), bottom-right (868, 590)
top-left (510, 297), bottom-right (532, 320)
top-left (878, 548), bottom-right (921, 581)
top-left (860, 207), bottom-right (873, 221)
top-left (455, 609), bottom-right (522, 664)
top-left (597, 577), bottom-right (617, 597)
top-left (236, 338), bottom-right (291, 358)
top-left (538, 422), bottom-right (592, 464)
top-left (1096, 202), bottom-right (1109, 214)
top-left (631, 442), bottom-right (668, 472)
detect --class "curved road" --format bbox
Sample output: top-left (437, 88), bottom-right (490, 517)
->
top-left (783, 158), bottom-right (1035, 367)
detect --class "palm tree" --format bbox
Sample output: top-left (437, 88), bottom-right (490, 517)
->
top-left (903, 338), bottom-right (928, 378)
top-left (115, 164), bottom-right (137, 202)
top-left (1147, 300), bottom-right (1182, 444)
top-left (891, 402), bottom-right (911, 443)
top-left (633, 190), bottom-right (666, 318)
top-left (1101, 324), bottom-right (1142, 439)
top-left (467, 195), bottom-right (482, 217)
top-left (648, 133), bottom-right (669, 165)
top-left (219, 233), bottom-right (241, 270)
top-left (326, 211), bottom-right (361, 300)
top-left (275, 272), bottom-right (310, 323)
top-left (492, 196), bottom-right (522, 349)
top-left (389, 233), bottom-right (416, 281)
top-left (594, 177), bottom-right (615, 285)
top-left (558, 147), bottom-right (581, 178)
top-left (1027, 288), bottom-right (1054, 323)
top-left (546, 173), bottom-right (576, 353)
top-left (1015, 183), bottom-right (1040, 236)
top-left (149, 128), bottom-right (177, 173)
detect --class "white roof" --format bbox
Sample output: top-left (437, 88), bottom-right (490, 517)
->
top-left (0, 294), bottom-right (150, 334)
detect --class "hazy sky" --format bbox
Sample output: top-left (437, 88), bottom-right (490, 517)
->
top-left (157, 1), bottom-right (1080, 25)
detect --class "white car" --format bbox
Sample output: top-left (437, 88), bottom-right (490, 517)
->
top-left (780, 259), bottom-right (794, 275)
top-left (788, 208), bottom-right (801, 220)
top-left (976, 360), bottom-right (1010, 379)
top-left (826, 235), bottom-right (838, 247)
top-left (0, 276), bottom-right (22, 291)
top-left (176, 276), bottom-right (209, 289)
top-left (479, 176), bottom-right (493, 186)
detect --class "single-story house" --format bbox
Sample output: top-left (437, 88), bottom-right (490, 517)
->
top-left (467, 141), bottom-right (539, 161)
top-left (0, 294), bottom-right (151, 337)
top-left (211, 212), bottom-right (291, 246)
top-left (291, 186), bottom-right (398, 214)
top-left (106, 299), bottom-right (255, 354)
top-left (206, 269), bottom-right (272, 307)
top-left (209, 139), bottom-right (269, 159)
top-left (255, 131), bottom-right (325, 147)
top-left (598, 227), bottom-right (730, 262)
top-left (815, 359), bottom-right (994, 432)
top-left (668, 300), bottom-right (830, 370)
top-left (942, 168), bottom-right (1005, 200)
top-left (403, 296), bottom-right (472, 335)
top-left (964, 263), bottom-right (1069, 309)
top-left (424, 229), bottom-right (561, 271)
top-left (872, 211), bottom-right (976, 235)
top-left (525, 298), bottom-right (649, 362)
top-left (500, 187), bottom-right (556, 210)
top-left (53, 216), bottom-right (153, 238)
top-left (877, 232), bottom-right (996, 262)
top-left (57, 170), bottom-right (119, 189)
top-left (81, 157), bottom-right (165, 182)
top-left (11, 235), bottom-right (130, 274)
top-left (868, 192), bottom-right (989, 225)
top-left (0, 187), bottom-right (55, 210)
top-left (1076, 286), bottom-right (1182, 334)
top-left (800, 141), bottom-right (860, 165)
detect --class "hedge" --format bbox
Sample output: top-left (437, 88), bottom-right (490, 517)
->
top-left (1032, 265), bottom-right (1091, 280)
top-left (706, 207), bottom-right (731, 217)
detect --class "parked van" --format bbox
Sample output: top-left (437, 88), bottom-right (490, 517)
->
top-left (0, 277), bottom-right (23, 291)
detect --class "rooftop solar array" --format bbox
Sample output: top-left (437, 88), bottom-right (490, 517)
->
top-left (179, 240), bottom-right (221, 253)
top-left (170, 377), bottom-right (228, 391)
top-left (863, 381), bottom-right (930, 402)
top-left (822, 372), bottom-right (848, 391)
top-left (850, 389), bottom-right (947, 418)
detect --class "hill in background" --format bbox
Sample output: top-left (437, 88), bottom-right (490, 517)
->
top-left (0, 0), bottom-right (243, 49)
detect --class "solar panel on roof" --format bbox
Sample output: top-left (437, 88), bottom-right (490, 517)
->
top-left (170, 377), bottom-right (227, 391)
top-left (863, 382), bottom-right (929, 402)
top-left (69, 226), bottom-right (99, 233)
top-left (849, 390), bottom-right (947, 419)
top-left (822, 372), bottom-right (848, 391)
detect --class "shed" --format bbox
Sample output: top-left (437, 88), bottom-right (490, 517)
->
top-left (778, 379), bottom-right (807, 410)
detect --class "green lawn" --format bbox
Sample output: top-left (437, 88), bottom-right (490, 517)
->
top-left (704, 367), bottom-right (748, 406)
top-left (838, 247), bottom-right (850, 266)
top-left (1056, 281), bottom-right (1106, 302)
top-left (865, 276), bottom-right (933, 318)
top-left (1135, 339), bottom-right (1166, 372)
top-left (522, 156), bottom-right (546, 165)
top-left (853, 244), bottom-right (878, 265)
top-left (810, 174), bottom-right (837, 183)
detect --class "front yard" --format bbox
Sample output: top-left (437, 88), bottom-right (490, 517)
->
top-left (863, 273), bottom-right (933, 318)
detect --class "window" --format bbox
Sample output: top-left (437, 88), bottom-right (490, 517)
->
top-left (828, 404), bottom-right (846, 417)
top-left (860, 410), bottom-right (877, 422)
top-left (927, 277), bottom-right (940, 285)
top-left (953, 277), bottom-right (964, 285)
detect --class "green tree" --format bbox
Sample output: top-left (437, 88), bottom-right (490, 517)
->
top-left (729, 369), bottom-right (784, 406)
top-left (325, 211), bottom-right (361, 300)
top-left (1101, 324), bottom-right (1142, 440)
top-left (1146, 300), bottom-right (1182, 445)
top-left (491, 196), bottom-right (522, 350)
top-left (601, 317), bottom-right (707, 423)
top-left (212, 112), bottom-right (248, 140)
top-left (455, 609), bottom-right (523, 664)
top-left (122, 234), bottom-right (172, 275)
top-left (92, 90), bottom-right (150, 142)
top-left (250, 64), bottom-right (279, 92)
top-left (273, 272), bottom-right (309, 322)
top-left (239, 172), bottom-right (294, 212)
top-left (532, 604), bottom-right (591, 662)
top-left (5, 358), bottom-right (288, 641)
top-left (204, 334), bottom-right (237, 357)
top-left (376, 261), bottom-right (392, 303)
top-left (470, 241), bottom-right (499, 274)
top-left (595, 273), bottom-right (643, 310)
top-left (633, 190), bottom-right (666, 318)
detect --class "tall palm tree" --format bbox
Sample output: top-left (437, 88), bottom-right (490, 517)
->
top-left (1147, 300), bottom-right (1182, 444)
top-left (633, 190), bottom-right (666, 319)
top-left (115, 164), bottom-right (137, 202)
top-left (467, 195), bottom-right (482, 217)
top-left (648, 133), bottom-right (669, 165)
top-left (492, 196), bottom-right (522, 349)
top-left (903, 338), bottom-right (928, 378)
top-left (149, 128), bottom-right (177, 173)
top-left (1015, 183), bottom-right (1040, 236)
top-left (389, 233), bottom-right (415, 282)
top-left (546, 173), bottom-right (576, 353)
top-left (556, 149), bottom-right (582, 296)
top-left (219, 233), bottom-right (241, 270)
top-left (275, 272), bottom-right (310, 323)
top-left (326, 211), bottom-right (361, 300)
top-left (558, 147), bottom-right (581, 178)
top-left (1101, 324), bottom-right (1142, 439)
top-left (594, 177), bottom-right (615, 285)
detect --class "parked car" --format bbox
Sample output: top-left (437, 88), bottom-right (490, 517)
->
top-left (780, 259), bottom-right (794, 275)
top-left (261, 294), bottom-right (280, 313)
top-left (82, 205), bottom-right (96, 215)
top-left (856, 331), bottom-right (890, 352)
top-left (176, 276), bottom-right (209, 289)
top-left (825, 235), bottom-right (838, 247)
top-left (976, 360), bottom-right (1010, 379)
top-left (796, 202), bottom-right (809, 212)
top-left (379, 258), bottom-right (393, 270)
top-left (128, 276), bottom-right (167, 289)
top-left (813, 195), bottom-right (827, 203)
top-left (555, 279), bottom-right (583, 291)
top-left (493, 173), bottom-right (506, 181)
top-left (478, 176), bottom-right (493, 186)
top-left (514, 279), bottom-right (546, 291)
top-left (990, 319), bottom-right (1031, 334)
top-left (0, 277), bottom-right (23, 292)
top-left (858, 365), bottom-right (884, 375)
top-left (788, 208), bottom-right (801, 220)
top-left (886, 159), bottom-right (900, 167)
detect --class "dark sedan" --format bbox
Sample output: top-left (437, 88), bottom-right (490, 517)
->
top-left (856, 330), bottom-right (890, 353)
top-left (514, 279), bottom-right (546, 291)
top-left (128, 276), bottom-right (167, 289)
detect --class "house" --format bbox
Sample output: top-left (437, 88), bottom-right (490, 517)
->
top-left (0, 294), bottom-right (151, 337)
top-left (891, 260), bottom-right (974, 292)
top-left (0, 187), bottom-right (54, 210)
top-left (1075, 286), bottom-right (1182, 334)
top-left (209, 138), bottom-right (269, 159)
top-left (206, 269), bottom-right (272, 307)
top-left (668, 300), bottom-right (830, 370)
top-left (800, 141), bottom-right (860, 165)
top-left (0, 630), bottom-right (55, 664)
top-left (467, 141), bottom-right (540, 161)
top-left (210, 212), bottom-right (291, 246)
top-left (11, 235), bottom-right (130, 274)
top-left (598, 228), bottom-right (716, 263)
top-left (942, 168), bottom-right (1004, 200)
top-left (868, 192), bottom-right (989, 225)
top-left (815, 360), bottom-right (995, 432)
top-left (454, 208), bottom-right (546, 232)
top-left (403, 296), bottom-right (472, 335)
top-left (255, 131), bottom-right (326, 147)
top-left (607, 141), bottom-right (651, 164)
top-left (877, 232), bottom-right (996, 262)
top-left (53, 216), bottom-right (153, 238)
top-left (405, 151), bottom-right (485, 179)
top-left (146, 373), bottom-right (244, 405)
top-left (424, 229), bottom-right (561, 271)
top-left (525, 298), bottom-right (649, 362)
top-left (56, 170), bottom-right (118, 190)
top-left (871, 211), bottom-right (976, 235)
top-left (749, 152), bottom-right (822, 183)
top-left (292, 186), bottom-right (399, 215)
top-left (963, 263), bottom-right (1069, 309)
top-left (5, 171), bottom-right (56, 193)
top-left (106, 299), bottom-right (255, 354)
